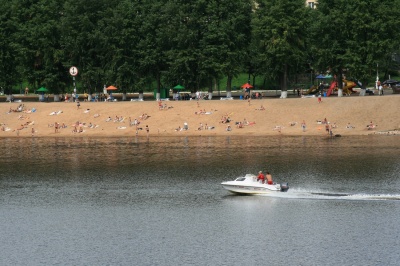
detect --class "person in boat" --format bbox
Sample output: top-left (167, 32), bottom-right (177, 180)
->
top-left (265, 171), bottom-right (273, 185)
top-left (257, 171), bottom-right (265, 184)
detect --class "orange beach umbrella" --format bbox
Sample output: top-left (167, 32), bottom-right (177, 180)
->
top-left (241, 83), bottom-right (253, 89)
top-left (106, 85), bottom-right (118, 90)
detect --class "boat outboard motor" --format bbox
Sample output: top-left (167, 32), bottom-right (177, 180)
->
top-left (280, 183), bottom-right (289, 192)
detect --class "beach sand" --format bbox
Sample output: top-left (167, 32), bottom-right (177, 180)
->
top-left (1, 95), bottom-right (399, 137)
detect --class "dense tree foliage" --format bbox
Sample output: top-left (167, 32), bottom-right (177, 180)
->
top-left (0, 1), bottom-right (19, 94)
top-left (1, 0), bottom-right (400, 97)
top-left (315, 0), bottom-right (400, 95)
top-left (252, 0), bottom-right (309, 97)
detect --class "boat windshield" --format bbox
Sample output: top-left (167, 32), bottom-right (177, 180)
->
top-left (235, 177), bottom-right (246, 181)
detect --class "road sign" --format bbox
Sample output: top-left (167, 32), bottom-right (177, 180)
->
top-left (69, 66), bottom-right (78, 76)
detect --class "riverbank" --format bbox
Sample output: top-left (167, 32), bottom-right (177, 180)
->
top-left (1, 95), bottom-right (399, 137)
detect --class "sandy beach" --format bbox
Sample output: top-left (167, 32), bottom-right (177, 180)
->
top-left (1, 95), bottom-right (399, 137)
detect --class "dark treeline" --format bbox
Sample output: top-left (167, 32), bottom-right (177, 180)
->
top-left (1, 0), bottom-right (399, 97)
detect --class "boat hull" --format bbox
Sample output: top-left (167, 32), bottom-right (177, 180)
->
top-left (222, 184), bottom-right (279, 194)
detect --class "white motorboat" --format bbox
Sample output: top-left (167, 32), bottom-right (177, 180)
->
top-left (221, 174), bottom-right (289, 194)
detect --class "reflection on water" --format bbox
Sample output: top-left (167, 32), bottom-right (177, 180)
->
top-left (1, 136), bottom-right (399, 193)
top-left (1, 136), bottom-right (400, 265)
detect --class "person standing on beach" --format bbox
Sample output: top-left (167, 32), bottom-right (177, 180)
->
top-left (318, 93), bottom-right (322, 103)
top-left (145, 125), bottom-right (149, 137)
top-left (301, 120), bottom-right (306, 132)
top-left (76, 100), bottom-right (80, 109)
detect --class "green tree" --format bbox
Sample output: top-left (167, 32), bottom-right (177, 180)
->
top-left (315, 0), bottom-right (400, 96)
top-left (252, 0), bottom-right (308, 98)
top-left (164, 0), bottom-right (252, 99)
top-left (199, 0), bottom-right (252, 97)
top-left (0, 1), bottom-right (20, 95)
top-left (100, 0), bottom-right (141, 98)
top-left (137, 0), bottom-right (173, 99)
top-left (61, 0), bottom-right (115, 95)
top-left (11, 0), bottom-right (67, 95)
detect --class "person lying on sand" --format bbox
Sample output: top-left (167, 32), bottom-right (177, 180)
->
top-left (367, 121), bottom-right (377, 130)
top-left (236, 122), bottom-right (243, 128)
top-left (139, 113), bottom-right (149, 120)
top-left (130, 118), bottom-right (139, 126)
top-left (18, 115), bottom-right (29, 120)
top-left (16, 124), bottom-right (26, 131)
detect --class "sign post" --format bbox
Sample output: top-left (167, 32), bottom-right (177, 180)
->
top-left (69, 66), bottom-right (78, 102)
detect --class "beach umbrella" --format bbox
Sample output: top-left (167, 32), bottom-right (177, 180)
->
top-left (37, 87), bottom-right (48, 92)
top-left (106, 85), bottom-right (118, 90)
top-left (241, 83), bottom-right (253, 89)
top-left (173, 85), bottom-right (185, 90)
top-left (36, 87), bottom-right (48, 102)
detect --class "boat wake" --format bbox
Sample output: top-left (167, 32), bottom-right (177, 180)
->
top-left (260, 189), bottom-right (400, 201)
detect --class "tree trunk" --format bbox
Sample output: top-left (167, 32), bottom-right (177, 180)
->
top-left (156, 72), bottom-right (161, 101)
top-left (358, 80), bottom-right (366, 96)
top-left (226, 75), bottom-right (232, 98)
top-left (280, 91), bottom-right (288, 98)
top-left (280, 64), bottom-right (288, 98)
top-left (337, 71), bottom-right (343, 97)
top-left (208, 79), bottom-right (213, 99)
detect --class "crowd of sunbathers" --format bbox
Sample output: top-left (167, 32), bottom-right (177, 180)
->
top-left (219, 115), bottom-right (231, 123)
top-left (105, 115), bottom-right (126, 123)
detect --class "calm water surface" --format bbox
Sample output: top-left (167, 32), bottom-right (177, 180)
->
top-left (1, 136), bottom-right (399, 266)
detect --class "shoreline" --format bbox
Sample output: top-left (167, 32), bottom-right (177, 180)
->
top-left (1, 95), bottom-right (399, 138)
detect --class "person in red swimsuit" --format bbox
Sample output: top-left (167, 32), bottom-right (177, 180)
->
top-left (257, 171), bottom-right (265, 184)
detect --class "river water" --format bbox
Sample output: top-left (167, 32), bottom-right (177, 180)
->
top-left (1, 136), bottom-right (399, 266)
